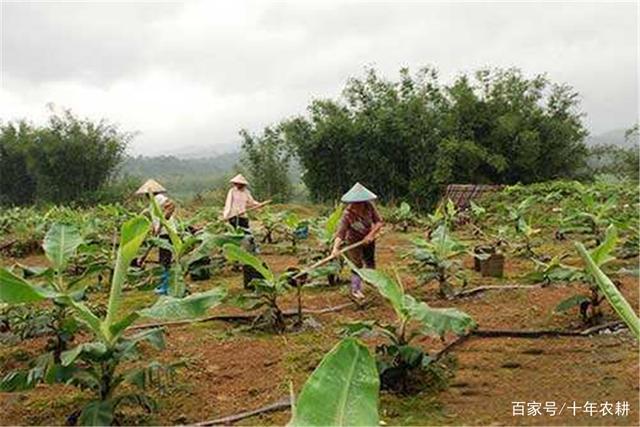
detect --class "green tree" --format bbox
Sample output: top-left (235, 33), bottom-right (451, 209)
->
top-left (279, 66), bottom-right (588, 210)
top-left (239, 126), bottom-right (292, 202)
top-left (0, 121), bottom-right (37, 205)
top-left (0, 108), bottom-right (131, 205)
top-left (587, 124), bottom-right (639, 182)
top-left (28, 108), bottom-right (131, 203)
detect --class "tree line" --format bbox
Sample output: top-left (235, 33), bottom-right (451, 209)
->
top-left (2, 67), bottom-right (635, 208)
top-left (0, 108), bottom-right (130, 205)
top-left (240, 66), bottom-right (595, 209)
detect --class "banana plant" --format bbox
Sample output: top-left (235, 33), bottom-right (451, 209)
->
top-left (506, 195), bottom-right (538, 224)
top-left (282, 212), bottom-right (310, 252)
top-left (0, 304), bottom-right (56, 342)
top-left (0, 216), bottom-right (227, 425)
top-left (342, 265), bottom-right (476, 392)
top-left (554, 225), bottom-right (627, 326)
top-left (312, 206), bottom-right (344, 251)
top-left (498, 196), bottom-right (541, 257)
top-left (576, 239), bottom-right (639, 339)
top-left (147, 195), bottom-right (243, 297)
top-left (257, 209), bottom-right (286, 244)
top-left (468, 201), bottom-right (487, 225)
top-left (406, 225), bottom-right (468, 298)
top-left (0, 208), bottom-right (48, 257)
top-left (289, 338), bottom-right (379, 426)
top-left (557, 193), bottom-right (617, 245)
top-left (0, 224), bottom-right (87, 362)
top-left (512, 216), bottom-right (542, 259)
top-left (389, 202), bottom-right (416, 232)
top-left (223, 243), bottom-right (293, 332)
top-left (523, 255), bottom-right (579, 285)
top-left (426, 198), bottom-right (458, 233)
top-left (307, 205), bottom-right (344, 285)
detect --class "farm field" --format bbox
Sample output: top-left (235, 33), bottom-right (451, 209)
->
top-left (0, 180), bottom-right (638, 426)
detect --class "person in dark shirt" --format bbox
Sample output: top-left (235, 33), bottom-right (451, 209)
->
top-left (332, 183), bottom-right (384, 299)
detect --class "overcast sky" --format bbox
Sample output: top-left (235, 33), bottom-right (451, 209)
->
top-left (1, 0), bottom-right (637, 156)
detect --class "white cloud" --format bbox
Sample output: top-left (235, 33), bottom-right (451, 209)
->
top-left (1, 0), bottom-right (637, 155)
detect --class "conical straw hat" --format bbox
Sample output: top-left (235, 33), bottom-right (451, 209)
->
top-left (341, 182), bottom-right (377, 203)
top-left (230, 174), bottom-right (249, 185)
top-left (135, 179), bottom-right (167, 195)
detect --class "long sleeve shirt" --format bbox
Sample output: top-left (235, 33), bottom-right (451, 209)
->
top-left (152, 193), bottom-right (175, 235)
top-left (223, 187), bottom-right (258, 220)
top-left (336, 202), bottom-right (382, 244)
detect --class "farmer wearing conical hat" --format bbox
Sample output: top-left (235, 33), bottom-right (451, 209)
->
top-left (222, 174), bottom-right (263, 231)
top-left (135, 179), bottom-right (175, 295)
top-left (331, 183), bottom-right (384, 299)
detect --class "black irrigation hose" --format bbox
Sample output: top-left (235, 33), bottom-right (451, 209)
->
top-left (432, 321), bottom-right (626, 364)
top-left (472, 321), bottom-right (625, 338)
top-left (128, 302), bottom-right (355, 330)
top-left (454, 283), bottom-right (543, 298)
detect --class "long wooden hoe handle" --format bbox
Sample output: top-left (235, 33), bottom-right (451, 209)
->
top-left (292, 230), bottom-right (385, 279)
top-left (240, 199), bottom-right (272, 216)
top-left (220, 200), bottom-right (272, 221)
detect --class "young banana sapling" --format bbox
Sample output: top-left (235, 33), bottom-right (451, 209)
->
top-left (223, 244), bottom-right (294, 332)
top-left (554, 225), bottom-right (629, 326)
top-left (406, 225), bottom-right (468, 298)
top-left (307, 205), bottom-right (344, 286)
top-left (0, 216), bottom-right (227, 425)
top-left (342, 263), bottom-right (476, 393)
top-left (389, 202), bottom-right (417, 232)
top-left (147, 195), bottom-right (243, 297)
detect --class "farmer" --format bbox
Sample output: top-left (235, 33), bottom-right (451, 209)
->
top-left (222, 174), bottom-right (263, 232)
top-left (331, 182), bottom-right (384, 299)
top-left (135, 179), bottom-right (176, 295)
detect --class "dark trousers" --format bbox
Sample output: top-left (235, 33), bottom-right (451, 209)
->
top-left (158, 234), bottom-right (172, 268)
top-left (346, 242), bottom-right (376, 269)
top-left (228, 216), bottom-right (250, 233)
top-left (347, 242), bottom-right (375, 293)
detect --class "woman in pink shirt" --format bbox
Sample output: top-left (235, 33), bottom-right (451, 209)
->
top-left (222, 174), bottom-right (262, 231)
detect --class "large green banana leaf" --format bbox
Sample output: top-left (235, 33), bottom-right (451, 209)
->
top-left (0, 268), bottom-right (59, 303)
top-left (289, 338), bottom-right (379, 427)
top-left (404, 296), bottom-right (476, 338)
top-left (104, 216), bottom-right (150, 328)
top-left (353, 266), bottom-right (475, 338)
top-left (104, 287), bottom-right (227, 337)
top-left (354, 267), bottom-right (405, 318)
top-left (43, 223), bottom-right (83, 273)
top-left (590, 224), bottom-right (617, 267)
top-left (149, 195), bottom-right (182, 253)
top-left (576, 241), bottom-right (640, 339)
top-left (326, 205), bottom-right (344, 235)
top-left (138, 287), bottom-right (227, 320)
top-left (78, 400), bottom-right (114, 426)
top-left (223, 243), bottom-right (274, 282)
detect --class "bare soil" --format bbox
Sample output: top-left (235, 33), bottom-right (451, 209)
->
top-left (1, 227), bottom-right (638, 426)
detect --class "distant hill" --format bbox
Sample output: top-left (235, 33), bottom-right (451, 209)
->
top-left (122, 152), bottom-right (240, 177)
top-left (586, 128), bottom-right (638, 149)
top-left (120, 147), bottom-right (304, 201)
top-left (153, 142), bottom-right (240, 159)
top-left (120, 152), bottom-right (241, 200)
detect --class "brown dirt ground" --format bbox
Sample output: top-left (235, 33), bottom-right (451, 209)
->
top-left (1, 225), bottom-right (639, 426)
